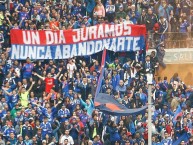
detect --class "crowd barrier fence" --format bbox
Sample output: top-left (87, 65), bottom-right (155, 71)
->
top-left (147, 32), bottom-right (193, 49)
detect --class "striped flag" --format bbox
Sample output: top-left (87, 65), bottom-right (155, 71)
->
top-left (173, 105), bottom-right (182, 124)
top-left (94, 49), bottom-right (107, 99)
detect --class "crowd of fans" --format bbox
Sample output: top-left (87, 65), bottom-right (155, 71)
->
top-left (0, 0), bottom-right (192, 144)
top-left (0, 0), bottom-right (191, 48)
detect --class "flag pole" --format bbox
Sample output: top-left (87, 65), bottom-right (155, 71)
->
top-left (146, 72), bottom-right (153, 145)
top-left (94, 48), bottom-right (106, 99)
top-left (148, 84), bottom-right (152, 145)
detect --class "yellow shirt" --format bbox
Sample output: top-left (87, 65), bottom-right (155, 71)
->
top-left (92, 127), bottom-right (97, 138)
top-left (20, 91), bottom-right (29, 107)
top-left (0, 14), bottom-right (4, 26)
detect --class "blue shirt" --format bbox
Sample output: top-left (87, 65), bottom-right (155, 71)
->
top-left (11, 94), bottom-right (19, 103)
top-left (112, 74), bottom-right (120, 90)
top-left (58, 108), bottom-right (70, 122)
top-left (161, 138), bottom-right (172, 145)
top-left (3, 128), bottom-right (15, 138)
top-left (40, 122), bottom-right (52, 134)
top-left (19, 11), bottom-right (28, 21)
top-left (22, 63), bottom-right (34, 79)
top-left (80, 114), bottom-right (89, 126)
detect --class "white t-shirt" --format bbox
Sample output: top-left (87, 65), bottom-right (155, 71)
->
top-left (60, 135), bottom-right (74, 145)
top-left (67, 63), bottom-right (77, 78)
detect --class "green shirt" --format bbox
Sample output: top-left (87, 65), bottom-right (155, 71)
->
top-left (11, 108), bottom-right (21, 119)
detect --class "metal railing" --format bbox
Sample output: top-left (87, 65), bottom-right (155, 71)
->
top-left (147, 32), bottom-right (193, 49)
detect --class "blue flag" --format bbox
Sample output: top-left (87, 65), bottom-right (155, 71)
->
top-left (95, 49), bottom-right (106, 98)
top-left (173, 105), bottom-right (182, 125)
top-left (94, 93), bottom-right (147, 116)
top-left (173, 133), bottom-right (190, 145)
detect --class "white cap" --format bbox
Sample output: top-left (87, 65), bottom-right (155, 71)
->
top-left (17, 134), bottom-right (22, 138)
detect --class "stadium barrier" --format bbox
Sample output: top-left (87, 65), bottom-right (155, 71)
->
top-left (147, 32), bottom-right (193, 49)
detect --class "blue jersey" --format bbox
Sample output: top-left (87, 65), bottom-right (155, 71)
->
top-left (22, 125), bottom-right (33, 138)
top-left (3, 128), bottom-right (15, 138)
top-left (11, 94), bottom-right (19, 103)
top-left (58, 108), bottom-right (70, 122)
top-left (14, 116), bottom-right (23, 126)
top-left (25, 108), bottom-right (32, 115)
top-left (19, 11), bottom-right (28, 21)
top-left (80, 114), bottom-right (89, 126)
top-left (29, 97), bottom-right (38, 105)
top-left (161, 138), bottom-right (173, 145)
top-left (40, 122), bottom-right (52, 135)
top-left (3, 88), bottom-right (12, 103)
top-left (22, 63), bottom-right (34, 79)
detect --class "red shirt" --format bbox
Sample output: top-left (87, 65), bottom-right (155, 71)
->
top-left (49, 21), bottom-right (59, 30)
top-left (166, 125), bottom-right (172, 134)
top-left (143, 129), bottom-right (148, 140)
top-left (45, 77), bottom-right (55, 93)
top-left (78, 121), bottom-right (84, 135)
